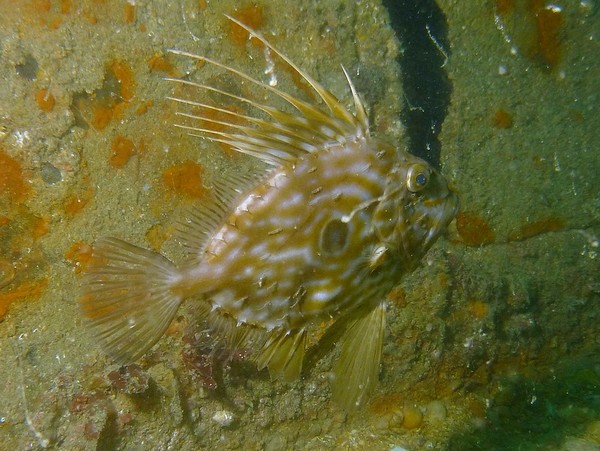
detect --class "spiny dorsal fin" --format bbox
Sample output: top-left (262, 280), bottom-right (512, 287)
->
top-left (225, 14), bottom-right (359, 128)
top-left (166, 15), bottom-right (369, 168)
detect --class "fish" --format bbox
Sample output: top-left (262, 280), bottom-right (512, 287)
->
top-left (80, 15), bottom-right (458, 409)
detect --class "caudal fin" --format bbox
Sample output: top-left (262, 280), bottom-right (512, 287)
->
top-left (80, 237), bottom-right (183, 363)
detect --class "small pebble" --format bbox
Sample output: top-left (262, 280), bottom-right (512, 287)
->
top-left (16, 54), bottom-right (38, 80)
top-left (402, 405), bottom-right (423, 429)
top-left (425, 400), bottom-right (447, 425)
top-left (41, 162), bottom-right (62, 184)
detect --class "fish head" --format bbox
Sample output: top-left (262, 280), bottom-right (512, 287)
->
top-left (371, 145), bottom-right (458, 269)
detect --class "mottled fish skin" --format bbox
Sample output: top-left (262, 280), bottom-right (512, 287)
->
top-left (81, 15), bottom-right (458, 409)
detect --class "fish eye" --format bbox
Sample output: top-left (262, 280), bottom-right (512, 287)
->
top-left (320, 218), bottom-right (349, 255)
top-left (407, 164), bottom-right (431, 192)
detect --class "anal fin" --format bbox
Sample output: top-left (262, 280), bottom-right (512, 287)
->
top-left (332, 302), bottom-right (386, 409)
top-left (255, 328), bottom-right (307, 383)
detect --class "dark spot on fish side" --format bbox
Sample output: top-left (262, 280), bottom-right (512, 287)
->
top-left (320, 219), bottom-right (349, 255)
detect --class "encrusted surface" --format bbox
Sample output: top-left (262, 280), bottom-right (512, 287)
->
top-left (0, 1), bottom-right (598, 449)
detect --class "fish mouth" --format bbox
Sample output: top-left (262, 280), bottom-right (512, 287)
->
top-left (422, 192), bottom-right (459, 250)
top-left (395, 190), bottom-right (458, 266)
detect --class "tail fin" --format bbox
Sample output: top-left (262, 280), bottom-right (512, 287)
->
top-left (80, 238), bottom-right (183, 363)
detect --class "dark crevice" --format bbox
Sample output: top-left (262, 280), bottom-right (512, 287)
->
top-left (382, 0), bottom-right (451, 169)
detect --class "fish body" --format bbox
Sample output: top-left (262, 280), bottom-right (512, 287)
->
top-left (177, 137), bottom-right (394, 328)
top-left (82, 16), bottom-right (458, 408)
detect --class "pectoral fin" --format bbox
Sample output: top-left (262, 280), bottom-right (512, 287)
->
top-left (332, 302), bottom-right (386, 409)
